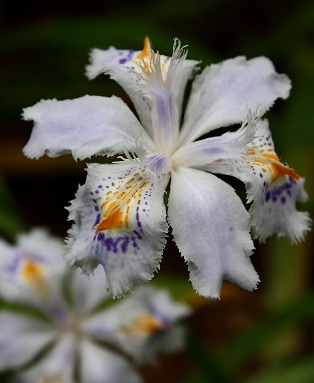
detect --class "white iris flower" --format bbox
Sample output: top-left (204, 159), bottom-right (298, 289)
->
top-left (0, 229), bottom-right (190, 383)
top-left (22, 37), bottom-right (311, 299)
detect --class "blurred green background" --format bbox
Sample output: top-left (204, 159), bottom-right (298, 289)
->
top-left (0, 0), bottom-right (313, 382)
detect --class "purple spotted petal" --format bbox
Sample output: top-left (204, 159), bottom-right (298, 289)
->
top-left (65, 161), bottom-right (169, 297)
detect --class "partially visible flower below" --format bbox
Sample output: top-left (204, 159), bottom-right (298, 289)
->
top-left (22, 37), bottom-right (311, 299)
top-left (0, 229), bottom-right (190, 383)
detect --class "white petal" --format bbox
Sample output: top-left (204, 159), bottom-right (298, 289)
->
top-left (86, 37), bottom-right (198, 146)
top-left (206, 119), bottom-right (311, 243)
top-left (65, 160), bottom-right (169, 298)
top-left (16, 334), bottom-right (76, 383)
top-left (86, 46), bottom-right (140, 80)
top-left (168, 167), bottom-right (259, 299)
top-left (251, 176), bottom-right (311, 242)
top-left (0, 312), bottom-right (56, 370)
top-left (179, 56), bottom-right (291, 145)
top-left (23, 95), bottom-right (153, 160)
top-left (82, 286), bottom-right (190, 363)
top-left (172, 118), bottom-right (256, 168)
top-left (0, 229), bottom-right (66, 310)
top-left (79, 339), bottom-right (142, 383)
top-left (70, 265), bottom-right (110, 314)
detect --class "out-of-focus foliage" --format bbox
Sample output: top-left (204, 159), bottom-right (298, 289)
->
top-left (0, 0), bottom-right (313, 382)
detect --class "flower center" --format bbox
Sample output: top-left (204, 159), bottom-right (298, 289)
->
top-left (121, 313), bottom-right (165, 336)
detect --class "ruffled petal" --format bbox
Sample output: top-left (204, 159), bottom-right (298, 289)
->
top-left (23, 95), bottom-right (153, 160)
top-left (172, 116), bottom-right (256, 168)
top-left (206, 119), bottom-right (311, 243)
top-left (179, 56), bottom-right (291, 145)
top-left (0, 312), bottom-right (57, 370)
top-left (0, 229), bottom-right (66, 310)
top-left (65, 158), bottom-right (169, 298)
top-left (250, 176), bottom-right (311, 242)
top-left (15, 334), bottom-right (76, 383)
top-left (168, 167), bottom-right (259, 299)
top-left (82, 286), bottom-right (190, 363)
top-left (79, 339), bottom-right (142, 383)
top-left (70, 265), bottom-right (110, 314)
top-left (86, 37), bottom-right (198, 148)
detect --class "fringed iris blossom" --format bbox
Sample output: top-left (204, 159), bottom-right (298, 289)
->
top-left (0, 229), bottom-right (190, 383)
top-left (23, 37), bottom-right (311, 299)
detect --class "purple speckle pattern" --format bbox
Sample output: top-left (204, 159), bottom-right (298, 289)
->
top-left (96, 232), bottom-right (131, 254)
top-left (118, 49), bottom-right (136, 64)
top-left (263, 176), bottom-right (296, 206)
top-left (85, 165), bottom-right (156, 260)
top-left (246, 130), bottom-right (276, 180)
top-left (67, 159), bottom-right (168, 297)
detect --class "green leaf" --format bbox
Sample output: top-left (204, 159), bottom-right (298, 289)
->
top-left (183, 330), bottom-right (238, 383)
top-left (244, 357), bottom-right (314, 383)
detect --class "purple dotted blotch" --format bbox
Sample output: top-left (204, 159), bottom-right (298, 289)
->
top-left (119, 50), bottom-right (136, 65)
top-left (265, 176), bottom-right (295, 205)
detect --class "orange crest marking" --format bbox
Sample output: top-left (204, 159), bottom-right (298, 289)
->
top-left (136, 36), bottom-right (151, 61)
top-left (21, 256), bottom-right (46, 292)
top-left (121, 313), bottom-right (165, 335)
top-left (94, 169), bottom-right (149, 234)
top-left (95, 203), bottom-right (123, 232)
top-left (246, 137), bottom-right (299, 182)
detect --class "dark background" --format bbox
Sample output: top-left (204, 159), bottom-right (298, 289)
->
top-left (0, 1), bottom-right (313, 382)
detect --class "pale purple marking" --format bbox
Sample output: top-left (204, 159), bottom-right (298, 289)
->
top-left (149, 305), bottom-right (170, 326)
top-left (6, 253), bottom-right (22, 274)
top-left (148, 153), bottom-right (167, 174)
top-left (48, 302), bottom-right (69, 321)
top-left (155, 95), bottom-right (170, 128)
top-left (204, 146), bottom-right (224, 155)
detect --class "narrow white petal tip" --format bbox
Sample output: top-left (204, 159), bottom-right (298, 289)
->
top-left (199, 264), bottom-right (260, 300)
